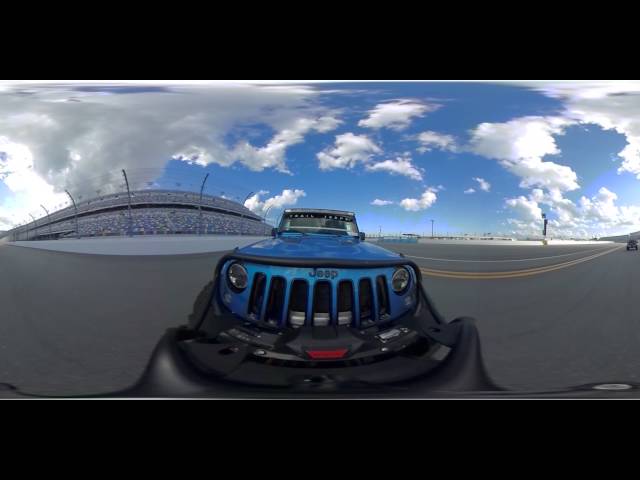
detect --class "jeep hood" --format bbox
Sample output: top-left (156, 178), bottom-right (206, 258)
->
top-left (237, 235), bottom-right (402, 261)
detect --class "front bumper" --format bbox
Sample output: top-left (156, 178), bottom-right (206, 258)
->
top-left (119, 314), bottom-right (497, 397)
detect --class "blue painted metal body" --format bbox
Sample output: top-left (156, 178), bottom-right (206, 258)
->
top-left (238, 233), bottom-right (403, 261)
top-left (217, 232), bottom-right (417, 328)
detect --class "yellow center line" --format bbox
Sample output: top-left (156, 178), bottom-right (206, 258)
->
top-left (420, 245), bottom-right (623, 279)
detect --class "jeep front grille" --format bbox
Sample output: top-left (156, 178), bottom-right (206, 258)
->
top-left (359, 278), bottom-right (374, 324)
top-left (313, 282), bottom-right (332, 326)
top-left (265, 277), bottom-right (286, 325)
top-left (288, 280), bottom-right (308, 327)
top-left (241, 272), bottom-right (394, 328)
top-left (337, 281), bottom-right (354, 326)
top-left (376, 276), bottom-right (390, 320)
top-left (248, 273), bottom-right (266, 319)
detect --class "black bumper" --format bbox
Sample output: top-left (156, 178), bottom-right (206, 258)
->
top-left (112, 261), bottom-right (501, 397)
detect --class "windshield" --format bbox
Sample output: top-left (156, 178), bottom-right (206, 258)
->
top-left (279, 212), bottom-right (359, 236)
top-left (4, 80), bottom-right (640, 399)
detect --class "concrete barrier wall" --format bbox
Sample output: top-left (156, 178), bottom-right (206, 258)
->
top-left (374, 238), bottom-right (614, 246)
top-left (8, 235), bottom-right (269, 256)
top-left (377, 238), bottom-right (418, 244)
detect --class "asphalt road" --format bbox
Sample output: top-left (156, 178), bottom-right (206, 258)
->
top-left (1, 240), bottom-right (638, 395)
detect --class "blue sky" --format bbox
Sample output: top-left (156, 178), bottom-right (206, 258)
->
top-left (2, 80), bottom-right (640, 237)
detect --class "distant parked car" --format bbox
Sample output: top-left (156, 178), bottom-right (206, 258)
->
top-left (627, 239), bottom-right (638, 251)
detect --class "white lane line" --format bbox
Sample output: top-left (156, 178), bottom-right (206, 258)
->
top-left (404, 247), bottom-right (612, 263)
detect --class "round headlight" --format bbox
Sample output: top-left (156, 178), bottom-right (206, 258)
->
top-left (391, 267), bottom-right (410, 293)
top-left (227, 262), bottom-right (249, 291)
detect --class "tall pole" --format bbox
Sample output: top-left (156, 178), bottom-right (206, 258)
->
top-left (241, 192), bottom-right (254, 236)
top-left (41, 205), bottom-right (52, 238)
top-left (122, 169), bottom-right (133, 237)
top-left (263, 206), bottom-right (273, 224)
top-left (65, 189), bottom-right (80, 239)
top-left (431, 219), bottom-right (434, 238)
top-left (198, 173), bottom-right (210, 235)
top-left (29, 214), bottom-right (38, 241)
top-left (243, 192), bottom-right (255, 204)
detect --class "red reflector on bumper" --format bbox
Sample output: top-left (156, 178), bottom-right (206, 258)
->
top-left (306, 349), bottom-right (349, 360)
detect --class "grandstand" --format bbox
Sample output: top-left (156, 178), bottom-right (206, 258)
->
top-left (7, 190), bottom-right (272, 241)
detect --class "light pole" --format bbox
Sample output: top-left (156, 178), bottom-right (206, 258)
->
top-left (431, 219), bottom-right (434, 238)
top-left (240, 192), bottom-right (254, 236)
top-left (41, 205), bottom-right (52, 238)
top-left (198, 173), bottom-right (210, 235)
top-left (29, 214), bottom-right (38, 241)
top-left (65, 189), bottom-right (80, 239)
top-left (264, 206), bottom-right (273, 224)
top-left (122, 169), bottom-right (133, 237)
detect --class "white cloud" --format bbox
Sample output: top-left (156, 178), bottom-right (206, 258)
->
top-left (473, 177), bottom-right (491, 192)
top-left (0, 137), bottom-right (68, 229)
top-left (468, 116), bottom-right (579, 192)
top-left (0, 83), bottom-right (335, 222)
top-left (400, 188), bottom-right (438, 211)
top-left (505, 195), bottom-right (543, 222)
top-left (317, 133), bottom-right (381, 170)
top-left (505, 185), bottom-right (640, 237)
top-left (205, 115), bottom-right (341, 174)
top-left (578, 187), bottom-right (640, 228)
top-left (505, 189), bottom-right (580, 234)
top-left (243, 189), bottom-right (306, 216)
top-left (464, 188), bottom-right (476, 194)
top-left (365, 157), bottom-right (423, 181)
top-left (564, 100), bottom-right (640, 180)
top-left (542, 188), bottom-right (581, 225)
top-left (416, 131), bottom-right (458, 153)
top-left (371, 199), bottom-right (394, 206)
top-left (467, 93), bottom-right (640, 236)
top-left (514, 81), bottom-right (640, 181)
top-left (513, 81), bottom-right (640, 101)
top-left (243, 189), bottom-right (270, 213)
top-left (358, 100), bottom-right (436, 131)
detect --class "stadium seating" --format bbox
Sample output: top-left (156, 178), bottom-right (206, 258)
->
top-left (10, 190), bottom-right (271, 240)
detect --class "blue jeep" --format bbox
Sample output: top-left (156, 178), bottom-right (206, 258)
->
top-left (161, 207), bottom-right (490, 391)
top-left (220, 209), bottom-right (418, 329)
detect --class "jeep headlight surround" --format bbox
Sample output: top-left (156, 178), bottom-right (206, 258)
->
top-left (391, 267), bottom-right (411, 294)
top-left (227, 262), bottom-right (249, 292)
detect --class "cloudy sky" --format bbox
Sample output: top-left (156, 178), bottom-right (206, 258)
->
top-left (2, 80), bottom-right (640, 238)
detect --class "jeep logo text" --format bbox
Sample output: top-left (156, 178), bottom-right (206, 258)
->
top-left (309, 269), bottom-right (338, 279)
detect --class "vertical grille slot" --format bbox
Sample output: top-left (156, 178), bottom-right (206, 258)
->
top-left (376, 275), bottom-right (390, 320)
top-left (248, 273), bottom-right (266, 318)
top-left (358, 278), bottom-right (374, 324)
top-left (313, 281), bottom-right (332, 326)
top-left (288, 280), bottom-right (308, 327)
top-left (337, 281), bottom-right (354, 326)
top-left (265, 277), bottom-right (286, 325)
